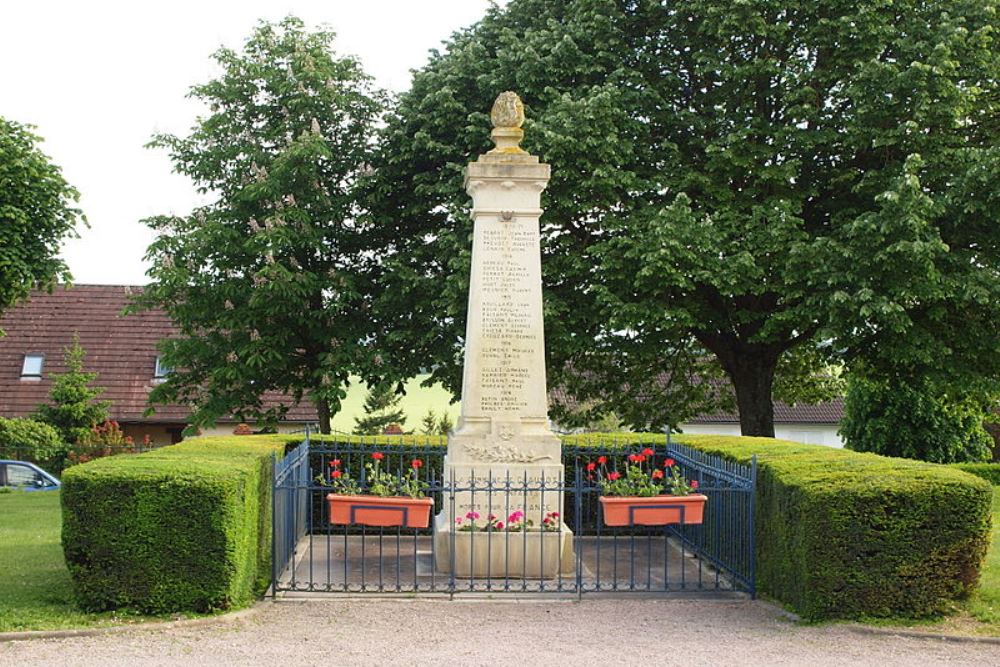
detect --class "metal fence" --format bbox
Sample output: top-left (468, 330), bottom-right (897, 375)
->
top-left (272, 434), bottom-right (755, 597)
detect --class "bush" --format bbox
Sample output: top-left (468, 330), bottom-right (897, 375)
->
top-left (61, 435), bottom-right (287, 613)
top-left (840, 374), bottom-right (993, 463)
top-left (952, 463), bottom-right (1000, 486)
top-left (657, 434), bottom-right (993, 620)
top-left (0, 416), bottom-right (68, 470)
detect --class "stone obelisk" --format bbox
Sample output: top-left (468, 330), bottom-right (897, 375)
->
top-left (434, 92), bottom-right (572, 577)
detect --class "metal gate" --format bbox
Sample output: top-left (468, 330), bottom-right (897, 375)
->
top-left (272, 435), bottom-right (755, 597)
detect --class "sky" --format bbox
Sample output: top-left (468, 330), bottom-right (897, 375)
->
top-left (1, 0), bottom-right (500, 285)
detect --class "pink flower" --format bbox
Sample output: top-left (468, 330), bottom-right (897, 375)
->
top-left (456, 518), bottom-right (463, 525)
top-left (488, 514), bottom-right (496, 521)
top-left (691, 479), bottom-right (699, 490)
top-left (466, 511), bottom-right (480, 520)
top-left (550, 512), bottom-right (559, 518)
top-left (495, 522), bottom-right (504, 530)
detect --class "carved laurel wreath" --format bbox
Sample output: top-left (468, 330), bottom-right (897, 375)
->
top-left (464, 443), bottom-right (553, 463)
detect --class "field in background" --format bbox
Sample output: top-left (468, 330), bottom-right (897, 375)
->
top-left (329, 374), bottom-right (460, 434)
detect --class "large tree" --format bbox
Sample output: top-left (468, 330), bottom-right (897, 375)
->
top-left (0, 118), bottom-right (83, 321)
top-left (134, 17), bottom-right (386, 432)
top-left (366, 0), bottom-right (1000, 436)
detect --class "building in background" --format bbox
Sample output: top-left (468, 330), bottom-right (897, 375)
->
top-left (0, 285), bottom-right (318, 445)
top-left (677, 401), bottom-right (844, 448)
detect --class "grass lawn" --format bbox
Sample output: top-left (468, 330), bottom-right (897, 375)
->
top-left (0, 491), bottom-right (177, 632)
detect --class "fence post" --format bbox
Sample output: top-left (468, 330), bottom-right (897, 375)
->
top-left (749, 454), bottom-right (757, 599)
top-left (271, 451), bottom-right (278, 601)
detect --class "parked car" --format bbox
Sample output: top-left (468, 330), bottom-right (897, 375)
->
top-left (0, 460), bottom-right (61, 490)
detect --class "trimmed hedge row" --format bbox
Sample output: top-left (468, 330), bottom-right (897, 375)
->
top-left (661, 435), bottom-right (993, 620)
top-left (951, 462), bottom-right (1000, 486)
top-left (61, 436), bottom-right (288, 613)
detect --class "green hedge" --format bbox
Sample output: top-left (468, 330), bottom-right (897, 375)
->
top-left (61, 436), bottom-right (288, 613)
top-left (952, 462), bottom-right (1000, 486)
top-left (660, 435), bottom-right (994, 620)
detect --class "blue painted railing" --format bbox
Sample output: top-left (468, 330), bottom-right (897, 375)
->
top-left (272, 435), bottom-right (756, 597)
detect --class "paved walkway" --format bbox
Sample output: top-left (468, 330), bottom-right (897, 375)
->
top-left (2, 599), bottom-right (996, 666)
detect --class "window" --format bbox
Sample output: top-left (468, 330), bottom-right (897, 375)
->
top-left (20, 353), bottom-right (44, 378)
top-left (5, 463), bottom-right (45, 487)
top-left (154, 356), bottom-right (172, 379)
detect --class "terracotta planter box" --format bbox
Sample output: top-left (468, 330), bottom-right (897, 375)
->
top-left (599, 494), bottom-right (708, 527)
top-left (326, 494), bottom-right (434, 528)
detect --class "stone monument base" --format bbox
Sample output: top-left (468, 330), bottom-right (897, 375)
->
top-left (433, 516), bottom-right (574, 578)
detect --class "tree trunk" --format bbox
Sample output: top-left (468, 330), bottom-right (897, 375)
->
top-left (726, 355), bottom-right (778, 437)
top-left (316, 397), bottom-right (332, 435)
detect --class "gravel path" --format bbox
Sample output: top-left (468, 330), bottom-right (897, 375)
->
top-left (2, 598), bottom-right (997, 666)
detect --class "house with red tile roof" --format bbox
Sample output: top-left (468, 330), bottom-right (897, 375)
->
top-left (0, 285), bottom-right (319, 445)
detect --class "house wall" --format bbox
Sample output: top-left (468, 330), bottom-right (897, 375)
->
top-left (677, 422), bottom-right (844, 448)
top-left (120, 423), bottom-right (184, 447)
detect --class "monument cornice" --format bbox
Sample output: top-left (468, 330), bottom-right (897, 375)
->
top-left (468, 208), bottom-right (545, 218)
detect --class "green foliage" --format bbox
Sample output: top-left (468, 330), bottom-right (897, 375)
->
top-left (366, 0), bottom-right (1000, 436)
top-left (663, 434), bottom-right (993, 620)
top-left (420, 409), bottom-right (436, 434)
top-left (952, 463), bottom-right (1000, 486)
top-left (35, 335), bottom-right (110, 444)
top-left (353, 382), bottom-right (407, 435)
top-left (61, 436), bottom-right (286, 613)
top-left (0, 117), bottom-right (83, 321)
top-left (0, 416), bottom-right (66, 465)
top-left (326, 453), bottom-right (428, 499)
top-left (419, 409), bottom-right (454, 436)
top-left (841, 373), bottom-right (993, 463)
top-left (132, 16), bottom-right (387, 432)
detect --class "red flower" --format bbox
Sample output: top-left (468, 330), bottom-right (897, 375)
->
top-left (586, 462), bottom-right (597, 472)
top-left (597, 456), bottom-right (607, 465)
top-left (641, 447), bottom-right (655, 457)
top-left (628, 454), bottom-right (642, 463)
top-left (663, 458), bottom-right (675, 468)
top-left (372, 452), bottom-right (384, 461)
top-left (329, 459), bottom-right (341, 468)
top-left (495, 521), bottom-right (504, 530)
top-left (608, 471), bottom-right (621, 481)
top-left (691, 479), bottom-right (699, 490)
top-left (411, 459), bottom-right (423, 469)
top-left (331, 470), bottom-right (343, 479)
top-left (651, 469), bottom-right (664, 480)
